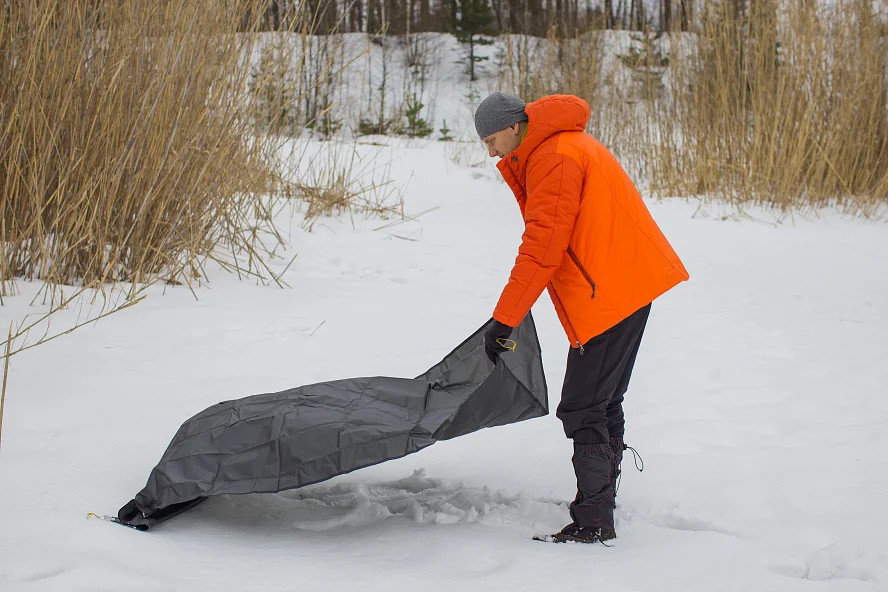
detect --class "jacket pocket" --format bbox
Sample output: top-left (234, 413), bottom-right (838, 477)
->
top-left (566, 248), bottom-right (597, 299)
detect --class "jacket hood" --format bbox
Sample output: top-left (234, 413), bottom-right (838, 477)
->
top-left (498, 94), bottom-right (590, 184)
top-left (525, 94), bottom-right (590, 138)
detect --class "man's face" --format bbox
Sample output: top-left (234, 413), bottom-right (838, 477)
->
top-left (482, 123), bottom-right (523, 159)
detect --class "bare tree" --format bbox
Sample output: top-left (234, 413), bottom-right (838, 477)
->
top-left (507, 0), bottom-right (523, 32)
top-left (679, 0), bottom-right (693, 31)
top-left (662, 0), bottom-right (672, 32)
top-left (416, 0), bottom-right (435, 31)
top-left (634, 0), bottom-right (645, 30)
top-left (350, 0), bottom-right (365, 32)
top-left (367, 0), bottom-right (382, 32)
top-left (601, 0), bottom-right (611, 28)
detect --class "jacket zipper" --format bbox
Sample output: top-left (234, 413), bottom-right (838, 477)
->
top-left (566, 247), bottom-right (596, 299)
top-left (549, 285), bottom-right (585, 356)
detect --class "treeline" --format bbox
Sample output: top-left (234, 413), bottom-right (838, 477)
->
top-left (249, 0), bottom-right (699, 36)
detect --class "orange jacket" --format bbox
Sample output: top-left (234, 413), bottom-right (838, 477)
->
top-left (493, 95), bottom-right (689, 348)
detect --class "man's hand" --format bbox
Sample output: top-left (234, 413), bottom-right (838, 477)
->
top-left (484, 319), bottom-right (515, 364)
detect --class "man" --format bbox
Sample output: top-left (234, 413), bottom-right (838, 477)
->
top-left (476, 92), bottom-right (689, 544)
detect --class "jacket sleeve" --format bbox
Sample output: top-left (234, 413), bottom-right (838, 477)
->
top-left (493, 153), bottom-right (584, 327)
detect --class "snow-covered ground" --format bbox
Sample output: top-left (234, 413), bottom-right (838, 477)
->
top-left (1, 136), bottom-right (887, 591)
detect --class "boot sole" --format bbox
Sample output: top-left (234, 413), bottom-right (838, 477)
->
top-left (532, 532), bottom-right (617, 544)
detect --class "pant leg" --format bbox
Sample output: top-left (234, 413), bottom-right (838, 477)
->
top-left (557, 303), bottom-right (652, 444)
top-left (605, 304), bottom-right (651, 439)
top-left (557, 303), bottom-right (652, 530)
top-left (605, 305), bottom-right (650, 508)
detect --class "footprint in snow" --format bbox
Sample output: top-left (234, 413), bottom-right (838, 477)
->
top-left (270, 469), bottom-right (571, 533)
top-left (770, 543), bottom-right (883, 584)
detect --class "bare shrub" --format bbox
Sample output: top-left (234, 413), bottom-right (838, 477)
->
top-left (286, 141), bottom-right (404, 231)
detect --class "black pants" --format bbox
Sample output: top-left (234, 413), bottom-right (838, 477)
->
top-left (556, 303), bottom-right (651, 530)
top-left (557, 303), bottom-right (651, 444)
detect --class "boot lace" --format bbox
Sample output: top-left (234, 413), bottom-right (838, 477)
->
top-left (625, 443), bottom-right (644, 471)
top-left (594, 528), bottom-right (614, 547)
top-left (615, 443), bottom-right (644, 497)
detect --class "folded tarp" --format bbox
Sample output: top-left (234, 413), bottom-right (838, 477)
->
top-left (117, 314), bottom-right (548, 530)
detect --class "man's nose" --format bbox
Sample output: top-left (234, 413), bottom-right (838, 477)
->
top-left (487, 145), bottom-right (497, 158)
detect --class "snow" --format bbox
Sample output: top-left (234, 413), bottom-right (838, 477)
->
top-left (3, 32), bottom-right (888, 592)
top-left (2, 136), bottom-right (886, 591)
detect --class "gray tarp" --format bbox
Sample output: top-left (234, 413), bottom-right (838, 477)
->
top-left (117, 314), bottom-right (548, 530)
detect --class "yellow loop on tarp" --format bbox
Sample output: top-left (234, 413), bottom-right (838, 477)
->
top-left (495, 338), bottom-right (517, 352)
top-left (86, 512), bottom-right (101, 520)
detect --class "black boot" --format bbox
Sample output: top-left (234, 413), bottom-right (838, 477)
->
top-left (534, 442), bottom-right (617, 543)
top-left (534, 521), bottom-right (617, 544)
top-left (569, 442), bottom-right (616, 537)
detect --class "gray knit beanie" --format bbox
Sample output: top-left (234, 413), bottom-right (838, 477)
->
top-left (474, 92), bottom-right (528, 139)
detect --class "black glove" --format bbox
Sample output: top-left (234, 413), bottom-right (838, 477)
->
top-left (484, 319), bottom-right (514, 364)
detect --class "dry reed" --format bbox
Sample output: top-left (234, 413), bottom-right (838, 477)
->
top-left (0, 1), bottom-right (398, 448)
top-left (286, 140), bottom-right (404, 231)
top-left (498, 2), bottom-right (888, 215)
top-left (0, 0), bottom-right (312, 296)
top-left (655, 0), bottom-right (888, 215)
top-left (498, 27), bottom-right (661, 180)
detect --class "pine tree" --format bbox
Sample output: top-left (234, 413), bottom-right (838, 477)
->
top-left (404, 94), bottom-right (433, 137)
top-left (452, 0), bottom-right (496, 81)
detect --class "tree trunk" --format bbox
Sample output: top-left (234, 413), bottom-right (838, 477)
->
top-left (662, 0), bottom-right (671, 32)
top-left (528, 0), bottom-right (544, 36)
top-left (306, 0), bottom-right (338, 34)
top-left (604, 0), bottom-right (614, 29)
top-left (679, 0), bottom-right (692, 31)
top-left (506, 0), bottom-right (518, 31)
top-left (571, 0), bottom-right (579, 33)
top-left (271, 0), bottom-right (280, 30)
top-left (386, 0), bottom-right (406, 34)
top-left (419, 0), bottom-right (431, 31)
top-left (489, 0), bottom-right (502, 31)
top-left (368, 0), bottom-right (380, 33)
top-left (352, 0), bottom-right (365, 32)
top-left (469, 35), bottom-right (476, 81)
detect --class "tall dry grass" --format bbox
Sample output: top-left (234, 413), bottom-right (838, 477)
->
top-left (284, 140), bottom-right (404, 231)
top-left (498, 27), bottom-right (665, 180)
top-left (654, 0), bottom-right (888, 214)
top-left (0, 0), bottom-right (288, 446)
top-left (498, 2), bottom-right (888, 215)
top-left (0, 1), bottom-right (406, 448)
top-left (0, 0), bottom-right (310, 296)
